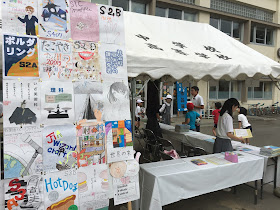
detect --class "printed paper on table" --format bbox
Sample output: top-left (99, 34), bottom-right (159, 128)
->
top-left (70, 0), bottom-right (99, 42)
top-left (72, 40), bottom-right (101, 81)
top-left (4, 127), bottom-right (43, 179)
top-left (234, 129), bottom-right (253, 138)
top-left (98, 4), bottom-right (125, 45)
top-left (38, 0), bottom-right (71, 40)
top-left (41, 81), bottom-right (74, 125)
top-left (3, 34), bottom-right (39, 78)
top-left (4, 175), bottom-right (44, 210)
top-left (2, 0), bottom-right (38, 36)
top-left (105, 120), bottom-right (133, 163)
top-left (39, 38), bottom-right (73, 80)
top-left (77, 165), bottom-right (109, 209)
top-left (43, 169), bottom-right (79, 210)
top-left (3, 80), bottom-right (41, 128)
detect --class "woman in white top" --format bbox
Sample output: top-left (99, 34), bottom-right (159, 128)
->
top-left (214, 98), bottom-right (245, 153)
top-left (238, 107), bottom-right (252, 145)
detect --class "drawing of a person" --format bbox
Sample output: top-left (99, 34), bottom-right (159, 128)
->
top-left (9, 100), bottom-right (37, 125)
top-left (17, 6), bottom-right (38, 35)
top-left (107, 82), bottom-right (129, 104)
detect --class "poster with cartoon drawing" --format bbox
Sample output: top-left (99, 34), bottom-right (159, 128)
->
top-left (105, 120), bottom-right (134, 163)
top-left (3, 80), bottom-right (41, 128)
top-left (4, 127), bottom-right (43, 179)
top-left (70, 0), bottom-right (99, 42)
top-left (72, 40), bottom-right (101, 81)
top-left (76, 121), bottom-right (106, 167)
top-left (74, 81), bottom-right (104, 122)
top-left (38, 0), bottom-right (71, 40)
top-left (43, 169), bottom-right (78, 210)
top-left (2, 0), bottom-right (38, 36)
top-left (43, 125), bottom-right (77, 173)
top-left (98, 4), bottom-right (125, 45)
top-left (99, 43), bottom-right (127, 80)
top-left (41, 81), bottom-right (74, 125)
top-left (3, 34), bottom-right (39, 78)
top-left (39, 38), bottom-right (73, 80)
top-left (77, 165), bottom-right (109, 209)
top-left (4, 175), bottom-right (44, 210)
top-left (103, 80), bottom-right (131, 121)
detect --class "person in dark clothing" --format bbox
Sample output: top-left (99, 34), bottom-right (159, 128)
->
top-left (17, 6), bottom-right (38, 35)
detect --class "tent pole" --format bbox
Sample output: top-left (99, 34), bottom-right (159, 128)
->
top-left (131, 78), bottom-right (136, 143)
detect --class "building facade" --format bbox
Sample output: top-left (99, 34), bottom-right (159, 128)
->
top-left (89, 0), bottom-right (280, 112)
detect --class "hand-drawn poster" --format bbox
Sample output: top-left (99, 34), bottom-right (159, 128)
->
top-left (74, 81), bottom-right (104, 122)
top-left (99, 43), bottom-right (127, 80)
top-left (39, 38), bottom-right (73, 80)
top-left (105, 120), bottom-right (133, 163)
top-left (103, 80), bottom-right (131, 121)
top-left (3, 80), bottom-right (41, 128)
top-left (43, 125), bottom-right (77, 173)
top-left (70, 0), bottom-right (99, 42)
top-left (4, 127), bottom-right (43, 179)
top-left (38, 0), bottom-right (71, 40)
top-left (41, 81), bottom-right (75, 125)
top-left (76, 121), bottom-right (106, 167)
top-left (98, 5), bottom-right (125, 45)
top-left (4, 175), bottom-right (44, 210)
top-left (3, 34), bottom-right (39, 78)
top-left (43, 169), bottom-right (78, 210)
top-left (72, 40), bottom-right (101, 81)
top-left (77, 165), bottom-right (109, 209)
top-left (2, 0), bottom-right (38, 36)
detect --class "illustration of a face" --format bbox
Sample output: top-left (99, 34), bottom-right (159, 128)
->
top-left (112, 89), bottom-right (127, 101)
top-left (109, 161), bottom-right (127, 178)
top-left (26, 8), bottom-right (34, 15)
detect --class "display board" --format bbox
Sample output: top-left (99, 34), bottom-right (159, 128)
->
top-left (1, 1), bottom-right (139, 209)
top-left (176, 82), bottom-right (188, 111)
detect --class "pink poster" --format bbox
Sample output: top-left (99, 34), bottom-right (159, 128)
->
top-left (70, 0), bottom-right (99, 41)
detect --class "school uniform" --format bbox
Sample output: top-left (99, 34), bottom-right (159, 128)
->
top-left (191, 94), bottom-right (204, 132)
top-left (238, 114), bottom-right (252, 132)
top-left (18, 15), bottom-right (38, 35)
top-left (159, 102), bottom-right (171, 125)
top-left (135, 105), bottom-right (141, 121)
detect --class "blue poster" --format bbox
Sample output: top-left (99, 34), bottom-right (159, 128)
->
top-left (176, 82), bottom-right (188, 111)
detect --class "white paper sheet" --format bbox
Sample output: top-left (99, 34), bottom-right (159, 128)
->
top-left (40, 81), bottom-right (74, 125)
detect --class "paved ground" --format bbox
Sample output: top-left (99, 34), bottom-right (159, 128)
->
top-left (110, 114), bottom-right (280, 210)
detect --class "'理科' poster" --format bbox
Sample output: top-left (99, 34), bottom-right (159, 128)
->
top-left (70, 0), bottom-right (99, 42)
top-left (43, 124), bottom-right (77, 173)
top-left (3, 80), bottom-right (41, 128)
top-left (3, 34), bottom-right (39, 78)
top-left (2, 0), bottom-right (38, 36)
top-left (40, 81), bottom-right (74, 125)
top-left (38, 0), bottom-right (71, 40)
top-left (39, 38), bottom-right (73, 80)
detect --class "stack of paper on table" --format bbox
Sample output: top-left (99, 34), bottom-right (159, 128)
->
top-left (260, 146), bottom-right (280, 156)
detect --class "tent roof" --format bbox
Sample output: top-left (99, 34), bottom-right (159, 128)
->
top-left (124, 12), bottom-right (280, 80)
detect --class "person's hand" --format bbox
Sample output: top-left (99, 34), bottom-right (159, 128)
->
top-left (239, 137), bottom-right (245, 143)
top-left (15, 15), bottom-right (19, 18)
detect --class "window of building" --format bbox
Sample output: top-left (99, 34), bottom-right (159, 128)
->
top-left (250, 25), bottom-right (274, 45)
top-left (112, 0), bottom-right (129, 11)
top-left (91, 0), bottom-right (109, 4)
top-left (210, 80), bottom-right (241, 100)
top-left (168, 8), bottom-right (182, 20)
top-left (156, 6), bottom-right (197, 22)
top-left (184, 11), bottom-right (196, 22)
top-left (131, 1), bottom-right (146, 14)
top-left (248, 82), bottom-right (272, 99)
top-left (156, 7), bottom-right (166, 17)
top-left (210, 17), bottom-right (241, 39)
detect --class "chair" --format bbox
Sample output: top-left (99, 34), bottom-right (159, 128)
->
top-left (193, 147), bottom-right (208, 156)
top-left (182, 144), bottom-right (208, 157)
top-left (142, 129), bottom-right (162, 162)
top-left (158, 137), bottom-right (187, 158)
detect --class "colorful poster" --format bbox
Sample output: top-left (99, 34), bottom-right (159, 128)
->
top-left (74, 81), bottom-right (104, 122)
top-left (43, 125), bottom-right (77, 173)
top-left (3, 80), bottom-right (40, 128)
top-left (4, 175), bottom-right (44, 210)
top-left (70, 0), bottom-right (99, 41)
top-left (176, 82), bottom-right (188, 111)
top-left (38, 0), bottom-right (71, 40)
top-left (2, 0), bottom-right (38, 36)
top-left (77, 165), bottom-right (109, 209)
top-left (41, 81), bottom-right (75, 125)
top-left (72, 40), bottom-right (101, 81)
top-left (39, 38), bottom-right (73, 80)
top-left (99, 43), bottom-right (127, 80)
top-left (98, 4), bottom-right (125, 45)
top-left (105, 120), bottom-right (133, 163)
top-left (4, 127), bottom-right (43, 179)
top-left (76, 121), bottom-right (106, 167)
top-left (103, 80), bottom-right (131, 121)
top-left (3, 34), bottom-right (39, 78)
top-left (43, 169), bottom-right (79, 210)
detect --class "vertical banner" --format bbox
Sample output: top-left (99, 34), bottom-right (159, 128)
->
top-left (176, 82), bottom-right (188, 111)
top-left (38, 0), bottom-right (71, 40)
top-left (70, 0), bottom-right (99, 42)
top-left (2, 0), bottom-right (38, 36)
top-left (3, 34), bottom-right (39, 78)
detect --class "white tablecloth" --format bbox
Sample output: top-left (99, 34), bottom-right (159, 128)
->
top-left (140, 152), bottom-right (264, 210)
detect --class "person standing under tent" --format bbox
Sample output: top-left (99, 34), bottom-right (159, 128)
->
top-left (159, 94), bottom-right (172, 125)
top-left (212, 102), bottom-right (222, 136)
top-left (135, 99), bottom-right (144, 128)
top-left (213, 98), bottom-right (245, 153)
top-left (238, 107), bottom-right (252, 145)
top-left (191, 86), bottom-right (204, 132)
